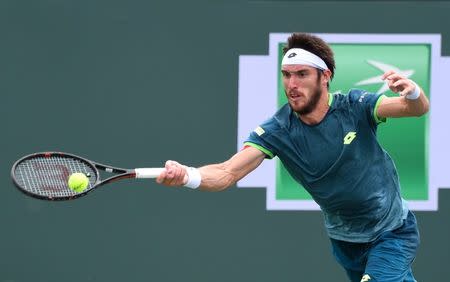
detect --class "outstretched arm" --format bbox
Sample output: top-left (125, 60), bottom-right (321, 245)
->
top-left (156, 146), bottom-right (266, 192)
top-left (377, 70), bottom-right (430, 118)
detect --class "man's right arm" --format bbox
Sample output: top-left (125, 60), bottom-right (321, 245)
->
top-left (156, 146), bottom-right (266, 192)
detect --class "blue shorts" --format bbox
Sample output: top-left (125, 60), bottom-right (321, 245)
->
top-left (330, 211), bottom-right (420, 282)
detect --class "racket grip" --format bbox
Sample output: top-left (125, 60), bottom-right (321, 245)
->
top-left (135, 168), bottom-right (165, 178)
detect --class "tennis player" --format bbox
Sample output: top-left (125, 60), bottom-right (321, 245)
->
top-left (156, 33), bottom-right (429, 282)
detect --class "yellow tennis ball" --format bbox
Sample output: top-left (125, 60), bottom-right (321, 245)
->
top-left (68, 173), bottom-right (89, 193)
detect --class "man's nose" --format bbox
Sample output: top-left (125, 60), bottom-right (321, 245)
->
top-left (287, 75), bottom-right (299, 89)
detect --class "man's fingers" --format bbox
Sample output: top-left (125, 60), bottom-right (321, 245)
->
top-left (399, 85), bottom-right (415, 96)
top-left (384, 73), bottom-right (404, 82)
top-left (156, 170), bottom-right (179, 186)
top-left (386, 79), bottom-right (399, 93)
top-left (381, 70), bottom-right (396, 80)
top-left (382, 71), bottom-right (414, 94)
top-left (392, 79), bottom-right (415, 95)
top-left (172, 166), bottom-right (184, 182)
top-left (160, 160), bottom-right (187, 186)
top-left (392, 79), bottom-right (409, 88)
top-left (156, 169), bottom-right (167, 184)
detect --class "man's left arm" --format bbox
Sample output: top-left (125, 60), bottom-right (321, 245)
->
top-left (377, 70), bottom-right (430, 118)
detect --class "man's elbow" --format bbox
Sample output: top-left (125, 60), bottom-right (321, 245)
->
top-left (422, 102), bottom-right (430, 115)
top-left (415, 101), bottom-right (430, 117)
top-left (408, 99), bottom-right (429, 117)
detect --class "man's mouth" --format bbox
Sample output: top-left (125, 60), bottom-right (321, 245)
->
top-left (288, 92), bottom-right (303, 101)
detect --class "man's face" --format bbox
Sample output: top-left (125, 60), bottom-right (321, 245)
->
top-left (281, 65), bottom-right (324, 115)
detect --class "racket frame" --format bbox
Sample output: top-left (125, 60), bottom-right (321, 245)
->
top-left (11, 151), bottom-right (138, 201)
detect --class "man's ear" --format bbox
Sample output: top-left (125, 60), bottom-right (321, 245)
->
top-left (321, 69), bottom-right (332, 87)
top-left (322, 69), bottom-right (332, 84)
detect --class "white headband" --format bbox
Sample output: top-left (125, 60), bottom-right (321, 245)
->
top-left (281, 48), bottom-right (328, 70)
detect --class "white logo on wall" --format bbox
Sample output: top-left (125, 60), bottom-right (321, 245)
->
top-left (355, 60), bottom-right (414, 94)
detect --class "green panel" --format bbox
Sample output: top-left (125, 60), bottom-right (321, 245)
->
top-left (276, 43), bottom-right (430, 200)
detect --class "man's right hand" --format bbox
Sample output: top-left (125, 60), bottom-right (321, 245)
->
top-left (156, 160), bottom-right (189, 187)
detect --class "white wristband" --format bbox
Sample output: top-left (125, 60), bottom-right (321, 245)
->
top-left (184, 167), bottom-right (202, 189)
top-left (406, 80), bottom-right (420, 100)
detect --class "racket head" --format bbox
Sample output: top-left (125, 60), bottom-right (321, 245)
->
top-left (11, 152), bottom-right (100, 200)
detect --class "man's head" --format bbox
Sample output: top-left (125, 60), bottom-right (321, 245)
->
top-left (282, 33), bottom-right (335, 82)
top-left (281, 33), bottom-right (335, 115)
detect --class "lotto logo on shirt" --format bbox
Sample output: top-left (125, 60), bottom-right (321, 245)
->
top-left (237, 33), bottom-right (450, 211)
top-left (343, 132), bottom-right (357, 145)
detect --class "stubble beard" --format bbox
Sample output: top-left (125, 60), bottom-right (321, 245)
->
top-left (287, 82), bottom-right (323, 116)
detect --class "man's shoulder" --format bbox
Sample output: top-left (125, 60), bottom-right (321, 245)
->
top-left (272, 103), bottom-right (293, 130)
top-left (255, 104), bottom-right (291, 136)
top-left (332, 89), bottom-right (383, 110)
top-left (332, 89), bottom-right (368, 104)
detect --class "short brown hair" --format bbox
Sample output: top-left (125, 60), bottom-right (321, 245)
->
top-left (283, 33), bottom-right (335, 81)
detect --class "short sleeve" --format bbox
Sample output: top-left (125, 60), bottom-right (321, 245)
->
top-left (348, 90), bottom-right (387, 128)
top-left (244, 118), bottom-right (278, 159)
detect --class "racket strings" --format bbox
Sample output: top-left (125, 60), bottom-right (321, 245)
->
top-left (14, 156), bottom-right (97, 198)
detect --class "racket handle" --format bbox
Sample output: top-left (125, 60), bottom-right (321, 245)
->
top-left (134, 168), bottom-right (165, 178)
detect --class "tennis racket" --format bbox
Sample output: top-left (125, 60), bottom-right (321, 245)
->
top-left (11, 152), bottom-right (164, 201)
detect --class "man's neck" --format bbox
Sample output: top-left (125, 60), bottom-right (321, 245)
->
top-left (297, 92), bottom-right (330, 125)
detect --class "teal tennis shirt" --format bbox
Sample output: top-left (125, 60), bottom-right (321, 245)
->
top-left (245, 90), bottom-right (408, 243)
